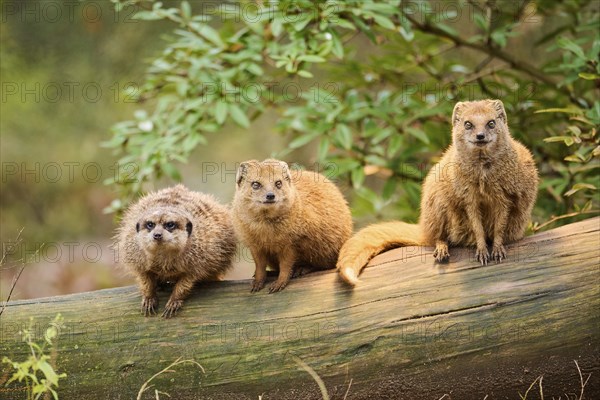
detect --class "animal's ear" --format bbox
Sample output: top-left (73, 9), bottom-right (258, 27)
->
top-left (264, 159), bottom-right (291, 182)
top-left (452, 102), bottom-right (465, 126)
top-left (236, 160), bottom-right (257, 186)
top-left (186, 221), bottom-right (192, 236)
top-left (278, 160), bottom-right (291, 182)
top-left (136, 222), bottom-right (140, 232)
top-left (490, 99), bottom-right (507, 123)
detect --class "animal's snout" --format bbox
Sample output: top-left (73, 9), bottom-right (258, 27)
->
top-left (153, 232), bottom-right (163, 241)
top-left (476, 132), bottom-right (486, 141)
top-left (266, 192), bottom-right (276, 201)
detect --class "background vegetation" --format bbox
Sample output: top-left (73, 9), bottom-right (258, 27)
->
top-left (1, 0), bottom-right (598, 300)
top-left (106, 0), bottom-right (600, 227)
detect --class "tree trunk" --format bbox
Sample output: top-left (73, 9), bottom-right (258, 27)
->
top-left (1, 218), bottom-right (599, 399)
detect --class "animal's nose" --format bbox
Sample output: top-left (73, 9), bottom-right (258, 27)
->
top-left (153, 232), bottom-right (163, 240)
top-left (266, 192), bottom-right (275, 201)
top-left (476, 132), bottom-right (486, 141)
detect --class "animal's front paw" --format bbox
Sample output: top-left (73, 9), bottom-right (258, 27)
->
top-left (250, 279), bottom-right (265, 293)
top-left (162, 299), bottom-right (183, 318)
top-left (491, 244), bottom-right (507, 262)
top-left (476, 246), bottom-right (489, 266)
top-left (268, 278), bottom-right (289, 293)
top-left (433, 243), bottom-right (450, 263)
top-left (141, 296), bottom-right (158, 316)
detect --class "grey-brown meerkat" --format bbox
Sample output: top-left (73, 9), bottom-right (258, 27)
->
top-left (232, 159), bottom-right (353, 293)
top-left (337, 99), bottom-right (539, 285)
top-left (116, 184), bottom-right (236, 317)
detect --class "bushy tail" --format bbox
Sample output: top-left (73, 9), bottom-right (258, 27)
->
top-left (337, 222), bottom-right (423, 285)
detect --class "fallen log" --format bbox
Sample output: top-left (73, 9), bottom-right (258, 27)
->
top-left (1, 217), bottom-right (599, 399)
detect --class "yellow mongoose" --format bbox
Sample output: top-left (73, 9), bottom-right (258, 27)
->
top-left (337, 99), bottom-right (539, 285)
top-left (232, 159), bottom-right (353, 293)
top-left (116, 185), bottom-right (236, 317)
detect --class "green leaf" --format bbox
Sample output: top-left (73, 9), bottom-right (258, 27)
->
top-left (351, 15), bottom-right (376, 42)
top-left (297, 70), bottom-right (314, 78)
top-left (543, 136), bottom-right (574, 146)
top-left (334, 124), bottom-right (352, 150)
top-left (382, 178), bottom-right (397, 200)
top-left (557, 37), bottom-right (586, 59)
top-left (246, 63), bottom-right (264, 76)
top-left (214, 101), bottom-right (228, 125)
top-left (351, 167), bottom-right (365, 189)
top-left (38, 360), bottom-right (59, 386)
top-left (133, 11), bottom-right (164, 21)
top-left (163, 163), bottom-right (182, 181)
top-left (491, 30), bottom-right (507, 47)
top-left (372, 15), bottom-right (395, 30)
top-left (228, 104), bottom-right (250, 128)
top-left (387, 134), bottom-right (403, 157)
top-left (565, 183), bottom-right (597, 196)
top-left (435, 24), bottom-right (458, 37)
top-left (191, 23), bottom-right (224, 47)
top-left (289, 131), bottom-right (319, 149)
top-left (293, 15), bottom-right (312, 31)
top-left (318, 137), bottom-right (330, 160)
top-left (297, 55), bottom-right (326, 63)
top-left (181, 1), bottom-right (191, 19)
top-left (473, 14), bottom-right (488, 32)
top-left (330, 30), bottom-right (344, 58)
top-left (332, 18), bottom-right (357, 31)
top-left (405, 127), bottom-right (430, 144)
top-left (579, 72), bottom-right (600, 80)
top-left (564, 154), bottom-right (584, 163)
top-left (271, 17), bottom-right (283, 37)
top-left (182, 133), bottom-right (207, 152)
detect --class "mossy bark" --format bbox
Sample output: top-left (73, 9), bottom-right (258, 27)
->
top-left (1, 218), bottom-right (599, 399)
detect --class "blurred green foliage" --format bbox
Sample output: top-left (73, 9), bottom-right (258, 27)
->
top-left (102, 0), bottom-right (597, 227)
top-left (2, 314), bottom-right (66, 400)
top-left (1, 1), bottom-right (170, 243)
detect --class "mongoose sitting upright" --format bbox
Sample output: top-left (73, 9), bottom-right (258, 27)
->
top-left (116, 185), bottom-right (236, 317)
top-left (232, 159), bottom-right (353, 293)
top-left (338, 99), bottom-right (539, 285)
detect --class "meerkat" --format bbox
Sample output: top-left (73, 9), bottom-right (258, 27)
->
top-left (232, 159), bottom-right (353, 293)
top-left (338, 99), bottom-right (539, 285)
top-left (116, 184), bottom-right (236, 317)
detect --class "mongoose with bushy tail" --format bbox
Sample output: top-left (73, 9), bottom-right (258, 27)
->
top-left (338, 99), bottom-right (538, 285)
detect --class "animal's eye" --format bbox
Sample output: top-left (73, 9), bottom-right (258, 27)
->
top-left (164, 221), bottom-right (176, 231)
top-left (464, 121), bottom-right (473, 130)
top-left (251, 182), bottom-right (262, 190)
top-left (275, 180), bottom-right (282, 189)
top-left (145, 221), bottom-right (155, 230)
top-left (487, 120), bottom-right (496, 129)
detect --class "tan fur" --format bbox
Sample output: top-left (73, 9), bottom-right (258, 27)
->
top-left (232, 159), bottom-right (353, 293)
top-left (116, 184), bottom-right (236, 317)
top-left (338, 99), bottom-right (539, 285)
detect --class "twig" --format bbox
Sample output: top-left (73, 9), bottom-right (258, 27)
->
top-left (0, 265), bottom-right (25, 317)
top-left (399, 11), bottom-right (582, 106)
top-left (291, 355), bottom-right (330, 400)
top-left (519, 375), bottom-right (543, 399)
top-left (0, 227), bottom-right (23, 265)
top-left (137, 357), bottom-right (205, 400)
top-left (532, 210), bottom-right (600, 232)
top-left (574, 360), bottom-right (591, 400)
top-left (0, 229), bottom-right (34, 317)
top-left (342, 378), bottom-right (353, 400)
